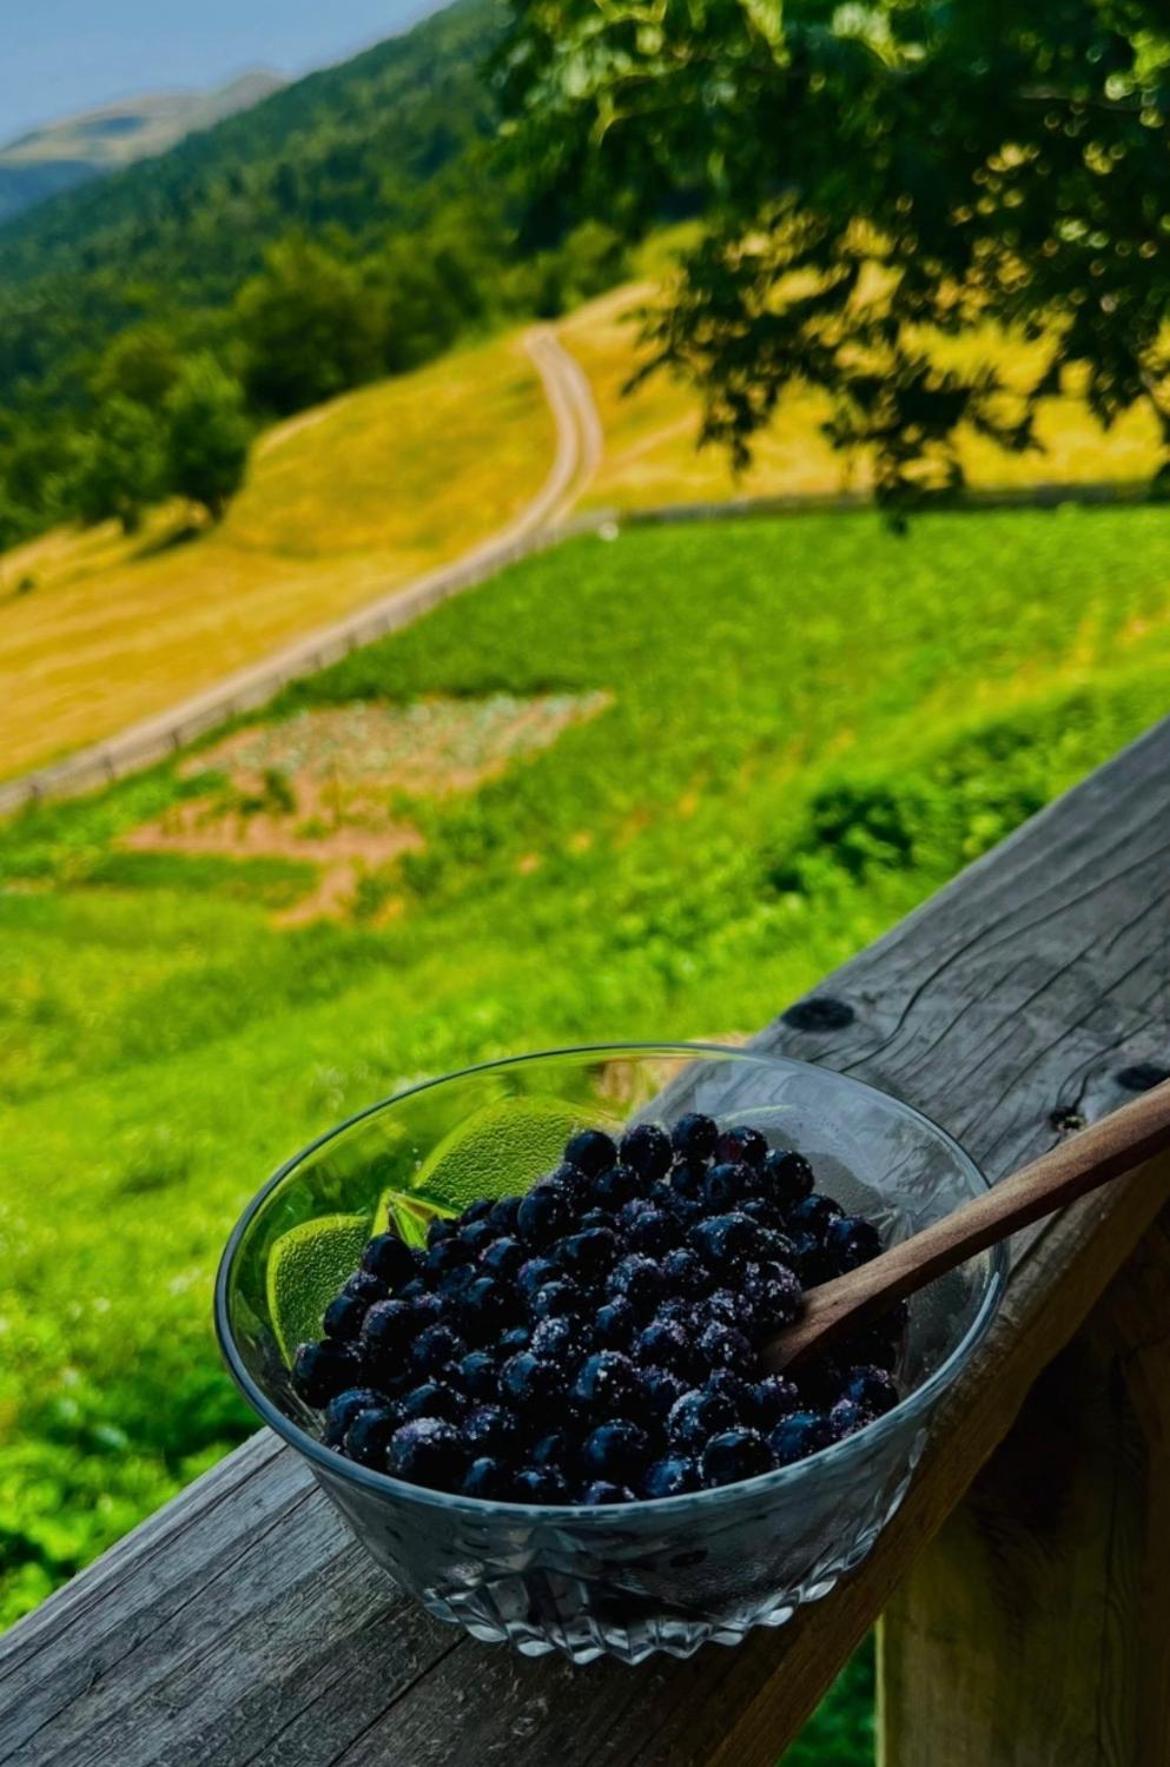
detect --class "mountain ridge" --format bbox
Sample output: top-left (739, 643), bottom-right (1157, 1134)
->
top-left (0, 71), bottom-right (287, 225)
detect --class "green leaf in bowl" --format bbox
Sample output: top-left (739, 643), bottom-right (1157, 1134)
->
top-left (388, 1095), bottom-right (588, 1217)
top-left (267, 1211), bottom-right (369, 1365)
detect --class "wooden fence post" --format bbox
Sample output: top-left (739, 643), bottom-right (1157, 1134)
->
top-left (878, 1207), bottom-right (1170, 1766)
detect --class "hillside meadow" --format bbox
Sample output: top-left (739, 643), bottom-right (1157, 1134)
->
top-left (4, 502), bottom-right (1170, 1643)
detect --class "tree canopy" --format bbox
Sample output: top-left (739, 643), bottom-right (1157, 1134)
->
top-left (497, 0), bottom-right (1170, 504)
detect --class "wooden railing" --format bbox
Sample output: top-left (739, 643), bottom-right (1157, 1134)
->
top-left (2, 716), bottom-right (1169, 1765)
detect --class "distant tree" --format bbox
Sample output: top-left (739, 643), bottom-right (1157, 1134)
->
top-left (166, 356), bottom-right (251, 523)
top-left (71, 398), bottom-right (166, 534)
top-left (498, 0), bottom-right (1170, 506)
top-left (92, 326), bottom-right (183, 407)
top-left (235, 236), bottom-right (387, 414)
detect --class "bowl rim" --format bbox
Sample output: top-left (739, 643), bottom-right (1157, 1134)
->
top-left (215, 1039), bottom-right (1008, 1522)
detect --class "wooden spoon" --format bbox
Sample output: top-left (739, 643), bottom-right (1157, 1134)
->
top-left (761, 1078), bottom-right (1170, 1374)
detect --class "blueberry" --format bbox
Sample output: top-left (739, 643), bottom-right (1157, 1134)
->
top-left (516, 1255), bottom-right (559, 1300)
top-left (841, 1364), bottom-right (899, 1417)
top-left (703, 1162), bottom-right (753, 1211)
top-left (606, 1254), bottom-right (664, 1318)
top-left (487, 1196), bottom-right (522, 1234)
top-left (789, 1193), bottom-right (845, 1238)
top-left (397, 1278), bottom-right (428, 1303)
top-left (344, 1405), bottom-right (399, 1467)
top-left (530, 1278), bottom-right (583, 1321)
top-left (655, 1296), bottom-right (693, 1328)
top-left (762, 1147), bottom-right (815, 1206)
top-left (423, 1237), bottom-right (475, 1288)
top-left (343, 1270), bottom-right (386, 1304)
top-left (594, 1298), bottom-right (636, 1349)
top-left (624, 1205), bottom-right (677, 1257)
top-left (499, 1351), bottom-right (568, 1412)
top-left (480, 1235), bottom-right (526, 1280)
top-left (361, 1231), bottom-right (419, 1290)
top-left (323, 1386), bottom-right (385, 1448)
top-left (530, 1429), bottom-right (576, 1472)
top-left (461, 1198), bottom-right (495, 1226)
top-left (669, 1156), bottom-right (707, 1202)
top-left (714, 1125), bottom-right (767, 1169)
top-left (461, 1403), bottom-right (523, 1458)
top-left (671, 1112), bottom-right (718, 1161)
top-left (704, 1368), bottom-right (750, 1410)
top-left (544, 1160), bottom-right (590, 1205)
top-left (410, 1324), bottom-right (466, 1378)
top-left (426, 1216), bottom-right (457, 1247)
top-left (697, 1321), bottom-right (753, 1371)
top-left (667, 1388), bottom-right (738, 1455)
top-left (619, 1122), bottom-right (672, 1180)
top-left (293, 1339), bottom-right (363, 1406)
top-left (593, 1163), bottom-right (641, 1208)
top-left (530, 1314), bottom-right (582, 1360)
top-left (564, 1128), bottom-right (617, 1176)
top-left (498, 1324), bottom-right (531, 1357)
top-left (456, 1276), bottom-right (520, 1343)
top-left (824, 1215), bottom-right (882, 1272)
top-left (411, 1292), bottom-right (444, 1328)
top-left (689, 1212), bottom-right (758, 1274)
top-left (512, 1466), bottom-right (570, 1502)
top-left (456, 1350), bottom-right (498, 1401)
top-left (573, 1350), bottom-right (644, 1416)
top-left (768, 1409), bottom-right (835, 1466)
top-left (702, 1288), bottom-right (748, 1330)
top-left (701, 1427), bottom-right (774, 1486)
top-left (577, 1207), bottom-right (614, 1232)
top-left (634, 1318), bottom-right (695, 1378)
top-left (827, 1398), bottom-right (872, 1441)
top-left (661, 1247), bottom-right (709, 1298)
top-left (323, 1292), bottom-right (367, 1341)
top-left (558, 1227), bottom-right (618, 1282)
top-left (741, 1197), bottom-right (784, 1231)
top-left (462, 1456), bottom-right (514, 1499)
top-left (517, 1185), bottom-right (573, 1247)
top-left (742, 1261), bottom-right (803, 1329)
top-left (400, 1380), bottom-right (468, 1425)
top-left (744, 1375), bottom-right (801, 1431)
top-left (387, 1418), bottom-right (467, 1489)
top-left (580, 1480), bottom-right (635, 1505)
top-left (581, 1420), bottom-right (652, 1483)
top-left (642, 1456), bottom-right (702, 1498)
top-left (642, 1366), bottom-right (689, 1419)
top-left (460, 1220), bottom-right (496, 1260)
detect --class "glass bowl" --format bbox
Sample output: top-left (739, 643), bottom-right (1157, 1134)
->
top-left (215, 1042), bottom-right (1005, 1664)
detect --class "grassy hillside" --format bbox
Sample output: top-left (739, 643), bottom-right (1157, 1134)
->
top-left (3, 503), bottom-right (1170, 1639)
top-left (0, 331), bottom-right (553, 775)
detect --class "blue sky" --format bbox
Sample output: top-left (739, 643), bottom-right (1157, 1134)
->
top-left (0, 1), bottom-right (439, 144)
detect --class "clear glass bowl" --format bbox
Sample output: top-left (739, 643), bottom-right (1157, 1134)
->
top-left (215, 1043), bottom-right (1005, 1664)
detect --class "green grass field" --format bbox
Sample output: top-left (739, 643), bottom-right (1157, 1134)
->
top-left (4, 504), bottom-right (1170, 1752)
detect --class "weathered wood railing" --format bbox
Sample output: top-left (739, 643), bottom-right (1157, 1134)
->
top-left (3, 717), bottom-right (1169, 1765)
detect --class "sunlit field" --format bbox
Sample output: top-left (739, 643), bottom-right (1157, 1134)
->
top-left (562, 281), bottom-right (1166, 512)
top-left (0, 333), bottom-right (553, 777)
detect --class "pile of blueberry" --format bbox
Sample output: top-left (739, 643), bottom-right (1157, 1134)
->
top-left (291, 1114), bottom-right (904, 1503)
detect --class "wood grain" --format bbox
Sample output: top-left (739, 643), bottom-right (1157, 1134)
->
top-left (2, 712), bottom-right (1170, 1766)
top-left (878, 1207), bottom-right (1170, 1767)
top-left (766, 1078), bottom-right (1170, 1371)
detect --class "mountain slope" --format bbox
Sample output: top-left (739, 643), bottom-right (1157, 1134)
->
top-left (0, 72), bottom-right (287, 226)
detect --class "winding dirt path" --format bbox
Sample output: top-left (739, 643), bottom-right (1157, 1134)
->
top-left (0, 330), bottom-right (602, 813)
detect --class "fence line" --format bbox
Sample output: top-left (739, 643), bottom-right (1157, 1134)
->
top-left (1, 474), bottom-right (1161, 814)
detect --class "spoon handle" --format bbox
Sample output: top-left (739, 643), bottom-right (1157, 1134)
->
top-left (762, 1079), bottom-right (1170, 1373)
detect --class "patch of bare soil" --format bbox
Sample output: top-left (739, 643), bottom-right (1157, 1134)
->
top-left (123, 692), bottom-right (611, 923)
